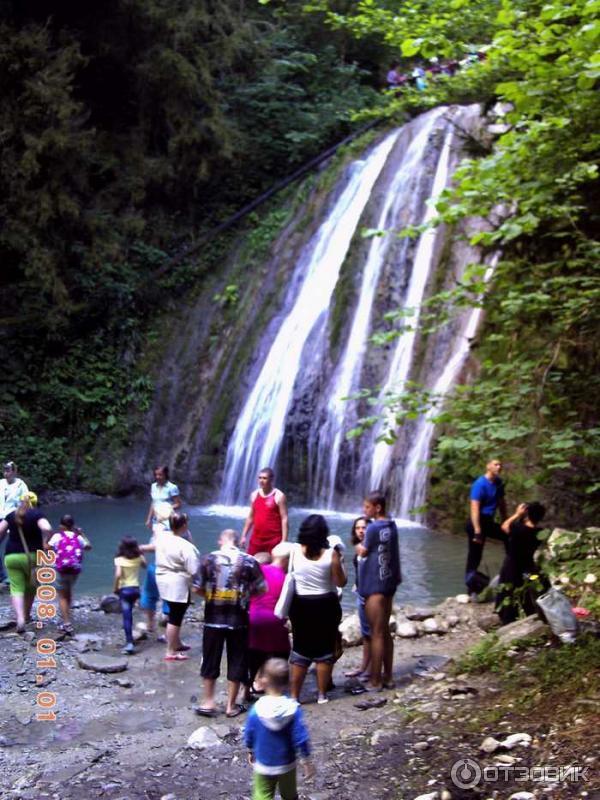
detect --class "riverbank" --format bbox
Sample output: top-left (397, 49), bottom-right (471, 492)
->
top-left (0, 591), bottom-right (597, 800)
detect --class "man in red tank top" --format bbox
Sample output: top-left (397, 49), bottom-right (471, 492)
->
top-left (240, 468), bottom-right (288, 556)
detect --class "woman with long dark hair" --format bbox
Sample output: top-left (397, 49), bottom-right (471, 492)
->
top-left (345, 516), bottom-right (372, 679)
top-left (288, 514), bottom-right (346, 704)
top-left (113, 537), bottom-right (146, 654)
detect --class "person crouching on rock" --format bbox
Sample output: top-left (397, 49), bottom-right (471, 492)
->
top-left (113, 537), bottom-right (146, 655)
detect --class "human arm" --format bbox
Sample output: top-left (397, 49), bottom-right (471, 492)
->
top-left (498, 495), bottom-right (508, 523)
top-left (470, 499), bottom-right (483, 540)
top-left (277, 491), bottom-right (289, 542)
top-left (113, 562), bottom-right (122, 594)
top-left (145, 501), bottom-right (154, 530)
top-left (170, 486), bottom-right (182, 511)
top-left (0, 519), bottom-right (7, 543)
top-left (38, 517), bottom-right (53, 549)
top-left (331, 548), bottom-right (347, 588)
top-left (240, 494), bottom-right (255, 547)
top-left (292, 706), bottom-right (312, 774)
top-left (77, 530), bottom-right (92, 550)
top-left (501, 503), bottom-right (528, 534)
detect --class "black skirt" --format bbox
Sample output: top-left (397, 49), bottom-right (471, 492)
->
top-left (289, 592), bottom-right (341, 660)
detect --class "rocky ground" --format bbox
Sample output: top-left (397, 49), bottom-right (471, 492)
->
top-left (0, 589), bottom-right (597, 800)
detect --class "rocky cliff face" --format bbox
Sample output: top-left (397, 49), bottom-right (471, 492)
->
top-left (119, 105), bottom-right (488, 513)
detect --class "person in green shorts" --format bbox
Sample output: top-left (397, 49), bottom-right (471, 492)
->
top-left (4, 493), bottom-right (52, 632)
top-left (244, 658), bottom-right (314, 800)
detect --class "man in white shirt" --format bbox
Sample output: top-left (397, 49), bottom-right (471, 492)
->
top-left (0, 462), bottom-right (29, 584)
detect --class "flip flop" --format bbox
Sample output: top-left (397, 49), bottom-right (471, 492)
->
top-left (225, 704), bottom-right (247, 718)
top-left (164, 652), bottom-right (189, 661)
top-left (344, 668), bottom-right (364, 678)
top-left (195, 707), bottom-right (218, 717)
top-left (355, 697), bottom-right (388, 711)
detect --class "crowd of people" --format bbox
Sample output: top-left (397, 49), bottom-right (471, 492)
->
top-left (385, 51), bottom-right (487, 92)
top-left (0, 456), bottom-right (550, 798)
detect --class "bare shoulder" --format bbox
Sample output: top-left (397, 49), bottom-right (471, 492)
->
top-left (274, 488), bottom-right (287, 504)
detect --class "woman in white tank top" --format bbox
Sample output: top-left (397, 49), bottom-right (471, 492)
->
top-left (288, 515), bottom-right (346, 704)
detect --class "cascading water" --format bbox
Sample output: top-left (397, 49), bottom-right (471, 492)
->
top-left (314, 108), bottom-right (447, 507)
top-left (399, 255), bottom-right (498, 519)
top-left (216, 103), bottom-right (485, 514)
top-left (368, 125), bottom-right (455, 490)
top-left (221, 131), bottom-right (399, 504)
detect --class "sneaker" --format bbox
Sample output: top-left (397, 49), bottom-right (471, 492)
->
top-left (317, 695), bottom-right (329, 705)
top-left (122, 643), bottom-right (136, 655)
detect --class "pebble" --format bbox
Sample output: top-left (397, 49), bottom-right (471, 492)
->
top-left (414, 741), bottom-right (430, 751)
top-left (480, 736), bottom-right (502, 754)
top-left (508, 793), bottom-right (535, 800)
top-left (440, 792), bottom-right (452, 800)
top-left (187, 727), bottom-right (222, 750)
top-left (501, 732), bottom-right (532, 749)
top-left (414, 793), bottom-right (439, 800)
top-left (495, 754), bottom-right (517, 765)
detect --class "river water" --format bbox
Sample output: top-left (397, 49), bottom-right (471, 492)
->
top-left (41, 499), bottom-right (503, 609)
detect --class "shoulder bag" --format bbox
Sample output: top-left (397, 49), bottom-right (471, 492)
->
top-left (274, 544), bottom-right (297, 620)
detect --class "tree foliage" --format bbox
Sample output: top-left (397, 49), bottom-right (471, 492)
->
top-left (319, 0), bottom-right (600, 525)
top-left (0, 0), bottom-right (378, 489)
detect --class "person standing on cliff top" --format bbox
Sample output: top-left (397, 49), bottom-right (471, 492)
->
top-left (241, 468), bottom-right (288, 556)
top-left (465, 458), bottom-right (507, 597)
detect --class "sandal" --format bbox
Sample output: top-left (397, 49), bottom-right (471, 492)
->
top-left (355, 697), bottom-right (387, 711)
top-left (195, 707), bottom-right (218, 717)
top-left (344, 668), bottom-right (365, 678)
top-left (177, 643), bottom-right (191, 651)
top-left (225, 704), bottom-right (247, 718)
top-left (164, 652), bottom-right (189, 661)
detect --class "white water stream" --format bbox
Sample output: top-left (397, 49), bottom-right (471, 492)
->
top-left (314, 109), bottom-right (447, 506)
top-left (369, 125), bottom-right (455, 489)
top-left (221, 131), bottom-right (400, 503)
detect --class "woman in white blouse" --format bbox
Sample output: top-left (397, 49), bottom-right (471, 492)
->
top-left (155, 512), bottom-right (201, 661)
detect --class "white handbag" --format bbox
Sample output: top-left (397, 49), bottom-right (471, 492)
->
top-left (274, 544), bottom-right (297, 619)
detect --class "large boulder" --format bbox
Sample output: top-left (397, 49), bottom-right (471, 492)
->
top-left (187, 727), bottom-right (222, 750)
top-left (396, 621), bottom-right (419, 639)
top-left (339, 614), bottom-right (363, 647)
top-left (77, 654), bottom-right (128, 673)
top-left (496, 615), bottom-right (549, 645)
top-left (99, 594), bottom-right (121, 614)
top-left (405, 606), bottom-right (435, 621)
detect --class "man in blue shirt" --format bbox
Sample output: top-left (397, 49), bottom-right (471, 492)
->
top-left (465, 458), bottom-right (507, 596)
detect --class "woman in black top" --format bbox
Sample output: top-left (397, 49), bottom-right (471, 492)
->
top-left (4, 494), bottom-right (52, 632)
top-left (496, 501), bottom-right (546, 625)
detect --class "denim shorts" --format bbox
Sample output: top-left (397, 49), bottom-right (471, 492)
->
top-left (357, 593), bottom-right (371, 638)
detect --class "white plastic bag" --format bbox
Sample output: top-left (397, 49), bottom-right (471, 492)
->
top-left (536, 587), bottom-right (578, 643)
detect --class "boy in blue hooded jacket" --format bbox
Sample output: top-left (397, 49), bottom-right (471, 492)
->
top-left (244, 658), bottom-right (314, 800)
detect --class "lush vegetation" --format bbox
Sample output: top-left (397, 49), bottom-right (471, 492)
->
top-left (0, 0), bottom-right (380, 489)
top-left (318, 0), bottom-right (600, 527)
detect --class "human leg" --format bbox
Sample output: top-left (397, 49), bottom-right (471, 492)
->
top-left (225, 627), bottom-right (248, 715)
top-left (119, 587), bottom-right (140, 646)
top-left (0, 522), bottom-right (8, 583)
top-left (165, 600), bottom-right (189, 656)
top-left (5, 554), bottom-right (28, 628)
top-left (315, 660), bottom-right (333, 702)
top-left (252, 772), bottom-right (277, 800)
top-left (200, 626), bottom-right (225, 711)
top-left (140, 563), bottom-right (159, 632)
top-left (290, 660), bottom-right (309, 701)
top-left (465, 520), bottom-right (485, 590)
top-left (365, 593), bottom-right (390, 689)
top-left (278, 768), bottom-right (299, 800)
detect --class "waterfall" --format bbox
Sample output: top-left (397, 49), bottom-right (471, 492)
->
top-left (314, 108), bottom-right (448, 507)
top-left (399, 255), bottom-right (498, 518)
top-left (368, 125), bottom-right (456, 489)
top-left (220, 130), bottom-right (400, 504)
